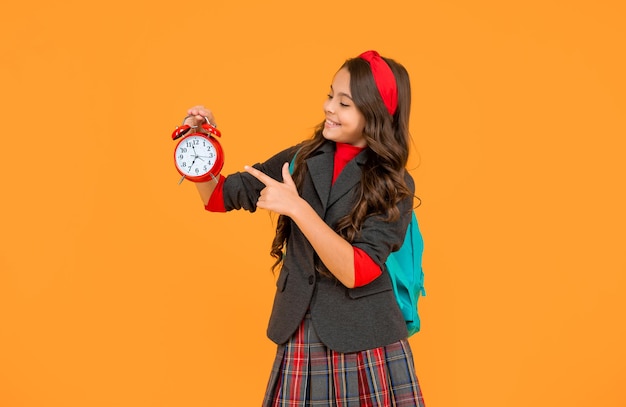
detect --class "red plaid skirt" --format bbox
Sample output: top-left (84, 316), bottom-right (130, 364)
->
top-left (263, 313), bottom-right (425, 406)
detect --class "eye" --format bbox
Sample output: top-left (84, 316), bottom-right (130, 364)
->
top-left (327, 92), bottom-right (350, 107)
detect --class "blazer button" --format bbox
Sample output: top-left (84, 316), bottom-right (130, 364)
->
top-left (308, 275), bottom-right (314, 285)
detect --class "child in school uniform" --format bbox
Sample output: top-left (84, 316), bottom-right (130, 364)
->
top-left (182, 50), bottom-right (425, 406)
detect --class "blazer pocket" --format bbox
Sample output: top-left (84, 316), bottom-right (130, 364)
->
top-left (347, 274), bottom-right (393, 299)
top-left (276, 268), bottom-right (289, 292)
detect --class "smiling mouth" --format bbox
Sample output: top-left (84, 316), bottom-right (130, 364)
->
top-left (325, 119), bottom-right (340, 127)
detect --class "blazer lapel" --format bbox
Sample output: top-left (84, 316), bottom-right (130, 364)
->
top-left (305, 143), bottom-right (334, 215)
top-left (327, 148), bottom-right (368, 209)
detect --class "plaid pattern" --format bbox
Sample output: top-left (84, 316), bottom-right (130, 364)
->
top-left (263, 314), bottom-right (425, 406)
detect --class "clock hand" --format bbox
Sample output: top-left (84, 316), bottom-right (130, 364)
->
top-left (188, 158), bottom-right (197, 170)
top-left (190, 144), bottom-right (204, 161)
top-left (191, 144), bottom-right (200, 156)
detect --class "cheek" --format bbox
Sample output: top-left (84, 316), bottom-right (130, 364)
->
top-left (353, 114), bottom-right (366, 133)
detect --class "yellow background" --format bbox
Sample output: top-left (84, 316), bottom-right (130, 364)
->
top-left (1, 0), bottom-right (625, 406)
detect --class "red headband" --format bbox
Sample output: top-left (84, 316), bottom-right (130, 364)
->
top-left (358, 50), bottom-right (398, 116)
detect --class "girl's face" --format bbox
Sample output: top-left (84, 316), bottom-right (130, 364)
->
top-left (322, 68), bottom-right (367, 147)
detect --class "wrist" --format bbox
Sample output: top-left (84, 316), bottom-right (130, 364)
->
top-left (197, 173), bottom-right (221, 184)
top-left (289, 197), bottom-right (314, 222)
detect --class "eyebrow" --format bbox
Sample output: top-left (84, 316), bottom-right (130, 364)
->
top-left (330, 85), bottom-right (353, 100)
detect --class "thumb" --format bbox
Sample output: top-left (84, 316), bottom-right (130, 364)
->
top-left (282, 162), bottom-right (296, 187)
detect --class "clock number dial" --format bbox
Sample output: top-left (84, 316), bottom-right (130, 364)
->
top-left (174, 135), bottom-right (217, 177)
top-left (173, 124), bottom-right (224, 183)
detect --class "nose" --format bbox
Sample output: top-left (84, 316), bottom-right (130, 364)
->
top-left (323, 98), bottom-right (335, 114)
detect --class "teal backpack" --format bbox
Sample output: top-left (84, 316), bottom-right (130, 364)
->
top-left (385, 211), bottom-right (426, 336)
top-left (289, 154), bottom-right (426, 336)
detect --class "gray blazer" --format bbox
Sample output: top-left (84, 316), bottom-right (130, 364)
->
top-left (222, 141), bottom-right (414, 353)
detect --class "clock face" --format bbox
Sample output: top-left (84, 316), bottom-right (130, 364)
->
top-left (174, 135), bottom-right (218, 177)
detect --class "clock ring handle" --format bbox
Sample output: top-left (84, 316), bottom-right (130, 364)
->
top-left (184, 115), bottom-right (221, 137)
top-left (181, 115), bottom-right (217, 128)
top-left (172, 116), bottom-right (221, 141)
top-left (182, 114), bottom-right (217, 129)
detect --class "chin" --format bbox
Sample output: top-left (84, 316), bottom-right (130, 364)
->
top-left (323, 127), bottom-right (341, 141)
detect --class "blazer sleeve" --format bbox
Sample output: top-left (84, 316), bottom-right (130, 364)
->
top-left (221, 145), bottom-right (300, 212)
top-left (351, 172), bottom-right (416, 267)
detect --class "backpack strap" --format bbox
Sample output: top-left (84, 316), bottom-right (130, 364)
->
top-left (288, 148), bottom-right (301, 174)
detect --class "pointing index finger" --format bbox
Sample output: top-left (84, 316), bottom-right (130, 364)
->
top-left (244, 165), bottom-right (275, 186)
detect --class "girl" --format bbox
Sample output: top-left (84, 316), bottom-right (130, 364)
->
top-left (182, 50), bottom-right (425, 406)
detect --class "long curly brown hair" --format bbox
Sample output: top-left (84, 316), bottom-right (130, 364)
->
top-left (270, 55), bottom-right (414, 272)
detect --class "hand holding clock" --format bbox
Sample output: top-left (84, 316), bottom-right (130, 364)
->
top-left (185, 105), bottom-right (217, 128)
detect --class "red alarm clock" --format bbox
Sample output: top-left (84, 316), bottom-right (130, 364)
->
top-left (172, 116), bottom-right (224, 183)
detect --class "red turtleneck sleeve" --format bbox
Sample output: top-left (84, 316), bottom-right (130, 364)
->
top-left (204, 175), bottom-right (227, 212)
